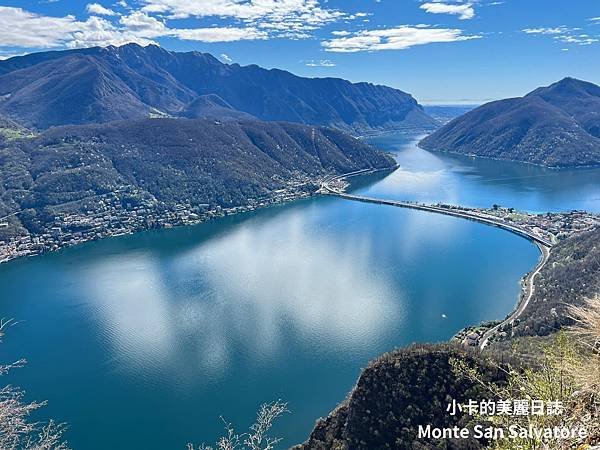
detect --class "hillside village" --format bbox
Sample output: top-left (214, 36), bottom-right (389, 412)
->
top-left (0, 178), bottom-right (315, 263)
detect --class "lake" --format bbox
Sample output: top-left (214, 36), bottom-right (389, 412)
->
top-left (362, 132), bottom-right (600, 213)
top-left (1, 132), bottom-right (598, 449)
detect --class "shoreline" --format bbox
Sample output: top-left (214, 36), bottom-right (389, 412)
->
top-left (477, 242), bottom-right (550, 349)
top-left (322, 171), bottom-right (554, 247)
top-left (0, 164), bottom-right (399, 266)
top-left (321, 169), bottom-right (600, 350)
top-left (417, 142), bottom-right (600, 170)
top-left (5, 126), bottom-right (598, 266)
top-left (0, 186), bottom-right (318, 266)
top-left (2, 163), bottom-right (596, 352)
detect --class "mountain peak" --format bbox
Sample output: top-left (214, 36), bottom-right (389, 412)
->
top-left (557, 76), bottom-right (580, 84)
top-left (105, 42), bottom-right (144, 49)
top-left (528, 77), bottom-right (600, 99)
top-left (100, 42), bottom-right (151, 54)
top-left (420, 77), bottom-right (600, 168)
top-left (548, 77), bottom-right (593, 91)
top-left (0, 45), bottom-right (436, 132)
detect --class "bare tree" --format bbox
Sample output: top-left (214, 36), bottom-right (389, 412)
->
top-left (567, 296), bottom-right (600, 444)
top-left (188, 401), bottom-right (289, 450)
top-left (0, 318), bottom-right (70, 450)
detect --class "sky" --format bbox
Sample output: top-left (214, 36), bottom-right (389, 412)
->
top-left (0, 0), bottom-right (598, 103)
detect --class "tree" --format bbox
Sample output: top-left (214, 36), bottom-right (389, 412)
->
top-left (188, 401), bottom-right (288, 450)
top-left (452, 296), bottom-right (600, 449)
top-left (566, 296), bottom-right (600, 444)
top-left (0, 318), bottom-right (70, 450)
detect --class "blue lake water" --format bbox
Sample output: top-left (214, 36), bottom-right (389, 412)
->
top-left (1, 132), bottom-right (598, 449)
top-left (362, 132), bottom-right (600, 213)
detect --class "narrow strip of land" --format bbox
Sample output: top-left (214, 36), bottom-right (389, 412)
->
top-left (320, 168), bottom-right (553, 350)
top-left (320, 169), bottom-right (553, 247)
top-left (478, 243), bottom-right (550, 349)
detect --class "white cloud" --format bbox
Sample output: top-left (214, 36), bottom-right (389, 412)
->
top-left (86, 3), bottom-right (118, 16)
top-left (322, 25), bottom-right (480, 53)
top-left (0, 6), bottom-right (270, 50)
top-left (119, 11), bottom-right (169, 38)
top-left (220, 53), bottom-right (232, 63)
top-left (138, 0), bottom-right (351, 38)
top-left (305, 59), bottom-right (335, 67)
top-left (67, 16), bottom-right (157, 48)
top-left (118, 11), bottom-right (268, 43)
top-left (175, 27), bottom-right (267, 42)
top-left (140, 0), bottom-right (341, 21)
top-left (420, 2), bottom-right (475, 20)
top-left (558, 34), bottom-right (598, 45)
top-left (523, 27), bottom-right (570, 35)
top-left (0, 6), bottom-right (82, 47)
top-left (523, 26), bottom-right (598, 46)
top-left (0, 1), bottom-right (371, 52)
top-left (0, 7), bottom-right (153, 49)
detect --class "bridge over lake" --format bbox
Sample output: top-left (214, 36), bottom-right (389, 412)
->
top-left (320, 167), bottom-right (554, 349)
top-left (320, 168), bottom-right (553, 248)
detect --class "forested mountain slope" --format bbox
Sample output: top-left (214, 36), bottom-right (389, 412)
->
top-left (419, 78), bottom-right (600, 167)
top-left (0, 44), bottom-right (436, 133)
top-left (0, 118), bottom-right (395, 246)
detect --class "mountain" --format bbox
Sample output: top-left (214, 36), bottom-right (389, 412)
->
top-left (498, 226), bottom-right (600, 339)
top-left (0, 118), bottom-right (395, 250)
top-left (423, 104), bottom-right (477, 124)
top-left (0, 113), bottom-right (19, 128)
top-left (0, 44), bottom-right (436, 132)
top-left (294, 344), bottom-right (505, 450)
top-left (419, 78), bottom-right (600, 168)
top-left (0, 113), bottom-right (32, 141)
top-left (180, 94), bottom-right (256, 121)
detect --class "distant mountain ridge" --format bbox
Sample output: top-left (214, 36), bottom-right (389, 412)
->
top-left (419, 78), bottom-right (600, 168)
top-left (423, 104), bottom-right (477, 124)
top-left (180, 94), bottom-right (256, 121)
top-left (0, 44), bottom-right (436, 132)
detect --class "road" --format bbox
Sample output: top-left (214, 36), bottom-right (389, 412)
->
top-left (320, 168), bottom-right (553, 350)
top-left (320, 169), bottom-right (553, 247)
top-left (478, 243), bottom-right (550, 349)
top-left (0, 211), bottom-right (22, 222)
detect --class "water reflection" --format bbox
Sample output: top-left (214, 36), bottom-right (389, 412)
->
top-left (362, 133), bottom-right (600, 212)
top-left (82, 204), bottom-right (401, 381)
top-left (1, 131), bottom-right (574, 449)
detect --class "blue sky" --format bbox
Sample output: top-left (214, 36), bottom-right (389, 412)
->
top-left (0, 0), bottom-right (598, 103)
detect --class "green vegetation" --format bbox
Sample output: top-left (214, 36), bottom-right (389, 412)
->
top-left (454, 298), bottom-right (600, 449)
top-left (0, 118), bottom-right (394, 246)
top-left (297, 226), bottom-right (600, 449)
top-left (420, 78), bottom-right (600, 168)
top-left (501, 227), bottom-right (600, 338)
top-left (0, 115), bottom-right (35, 142)
top-left (294, 344), bottom-right (510, 450)
top-left (296, 297), bottom-right (600, 449)
top-left (0, 43), bottom-right (436, 132)
top-left (0, 127), bottom-right (34, 141)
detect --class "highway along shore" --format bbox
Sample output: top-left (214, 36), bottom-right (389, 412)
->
top-left (319, 167), bottom-right (597, 349)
